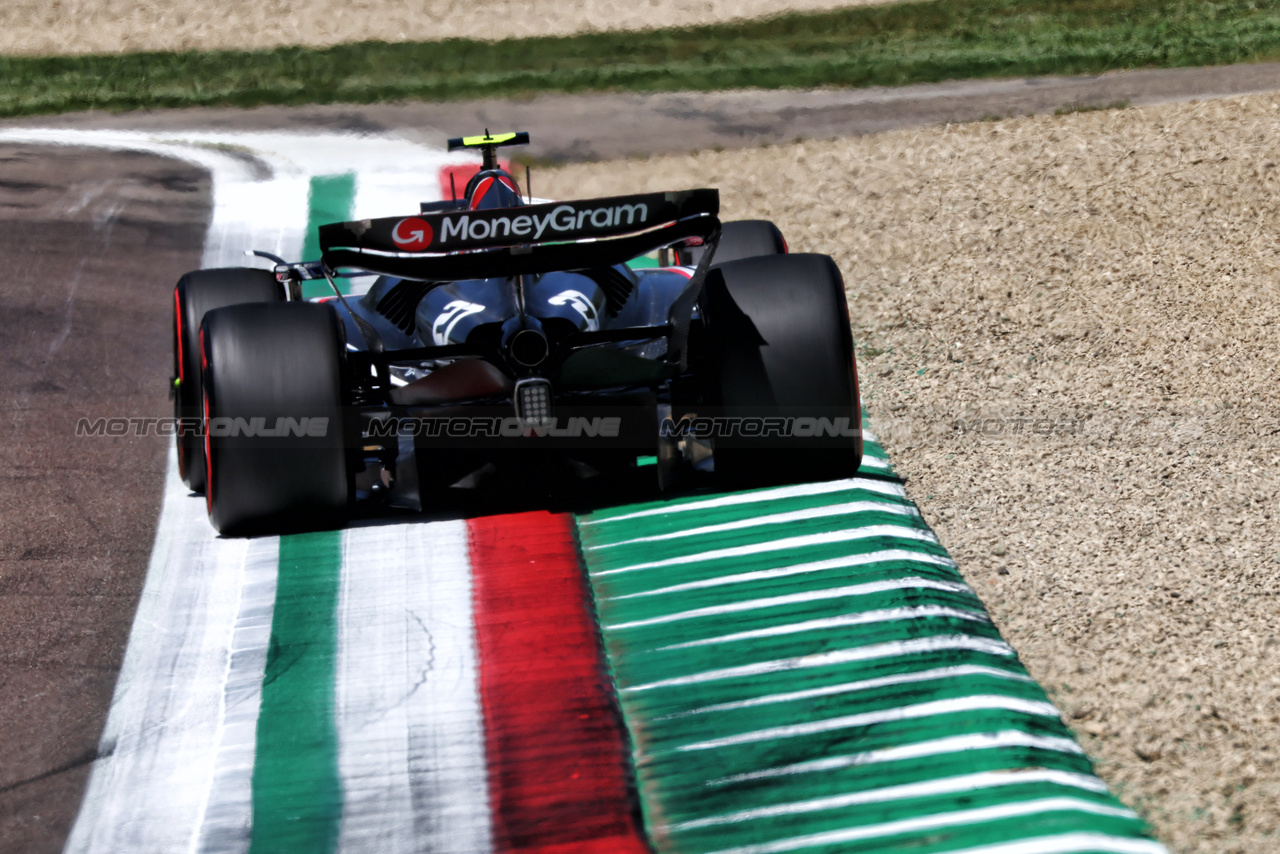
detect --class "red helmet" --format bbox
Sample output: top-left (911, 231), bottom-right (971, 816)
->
top-left (465, 169), bottom-right (524, 211)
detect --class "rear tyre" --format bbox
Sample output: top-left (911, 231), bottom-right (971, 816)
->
top-left (173, 268), bottom-right (282, 493)
top-left (200, 302), bottom-right (351, 536)
top-left (699, 253), bottom-right (862, 487)
top-left (681, 219), bottom-right (787, 267)
top-left (714, 219), bottom-right (787, 265)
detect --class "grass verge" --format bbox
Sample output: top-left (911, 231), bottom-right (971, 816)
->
top-left (4, 0), bottom-right (1280, 118)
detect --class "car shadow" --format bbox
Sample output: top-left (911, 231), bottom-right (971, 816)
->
top-left (344, 460), bottom-right (719, 530)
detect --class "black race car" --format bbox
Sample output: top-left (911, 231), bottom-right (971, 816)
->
top-left (172, 131), bottom-right (862, 534)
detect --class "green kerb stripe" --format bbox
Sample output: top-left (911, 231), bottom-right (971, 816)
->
top-left (301, 173), bottom-right (356, 298)
top-left (249, 530), bottom-right (344, 854)
top-left (576, 424), bottom-right (1162, 852)
top-left (248, 174), bottom-right (357, 849)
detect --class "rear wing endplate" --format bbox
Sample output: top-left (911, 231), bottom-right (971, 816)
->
top-left (319, 189), bottom-right (719, 281)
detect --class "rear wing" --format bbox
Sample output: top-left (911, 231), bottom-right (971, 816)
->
top-left (319, 189), bottom-right (719, 281)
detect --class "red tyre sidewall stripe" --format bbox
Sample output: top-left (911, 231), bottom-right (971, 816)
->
top-left (174, 287), bottom-right (185, 383)
top-left (200, 326), bottom-right (213, 514)
top-left (175, 287), bottom-right (187, 477)
top-left (467, 512), bottom-right (647, 854)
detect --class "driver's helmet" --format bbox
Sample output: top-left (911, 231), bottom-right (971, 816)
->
top-left (465, 169), bottom-right (524, 211)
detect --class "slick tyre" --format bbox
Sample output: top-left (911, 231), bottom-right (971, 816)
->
top-left (200, 302), bottom-right (351, 536)
top-left (713, 219), bottom-right (787, 265)
top-left (682, 219), bottom-right (787, 267)
top-left (700, 253), bottom-right (862, 487)
top-left (173, 268), bottom-right (282, 493)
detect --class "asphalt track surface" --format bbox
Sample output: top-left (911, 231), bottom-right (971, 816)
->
top-left (2, 62), bottom-right (1279, 854)
top-left (0, 146), bottom-right (210, 853)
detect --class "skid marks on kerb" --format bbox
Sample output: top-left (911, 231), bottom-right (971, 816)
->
top-left (196, 535), bottom-right (279, 854)
top-left (63, 448), bottom-right (270, 854)
top-left (336, 522), bottom-right (491, 854)
top-left (575, 433), bottom-right (1166, 853)
top-left (43, 128), bottom-right (471, 854)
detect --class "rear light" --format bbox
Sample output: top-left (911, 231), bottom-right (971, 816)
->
top-left (514, 378), bottom-right (553, 429)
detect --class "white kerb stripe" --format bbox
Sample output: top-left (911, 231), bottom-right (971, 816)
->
top-left (938, 834), bottom-right (1168, 854)
top-left (623, 634), bottom-right (1015, 693)
top-left (610, 549), bottom-right (959, 601)
top-left (336, 521), bottom-right (491, 854)
top-left (676, 695), bottom-right (1061, 751)
top-left (607, 577), bottom-right (974, 630)
top-left (196, 536), bottom-right (282, 854)
top-left (671, 664), bottom-right (1034, 719)
top-left (712, 730), bottom-right (1084, 785)
top-left (580, 477), bottom-right (905, 525)
top-left (666, 769), bottom-right (1111, 831)
top-left (588, 500), bottom-right (920, 549)
top-left (592, 525), bottom-right (941, 577)
top-left (655, 605), bottom-right (989, 652)
top-left (63, 449), bottom-right (256, 854)
top-left (32, 129), bottom-right (477, 854)
top-left (705, 798), bottom-right (1139, 854)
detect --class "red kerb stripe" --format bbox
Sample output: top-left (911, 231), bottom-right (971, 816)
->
top-left (467, 512), bottom-right (648, 854)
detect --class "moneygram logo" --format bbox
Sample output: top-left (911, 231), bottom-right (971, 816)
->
top-left (437, 202), bottom-right (650, 245)
top-left (391, 217), bottom-right (433, 250)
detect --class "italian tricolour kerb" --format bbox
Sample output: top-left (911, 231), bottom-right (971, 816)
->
top-left (11, 127), bottom-right (1168, 854)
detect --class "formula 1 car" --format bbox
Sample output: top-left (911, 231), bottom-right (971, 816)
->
top-left (172, 131), bottom-right (862, 534)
